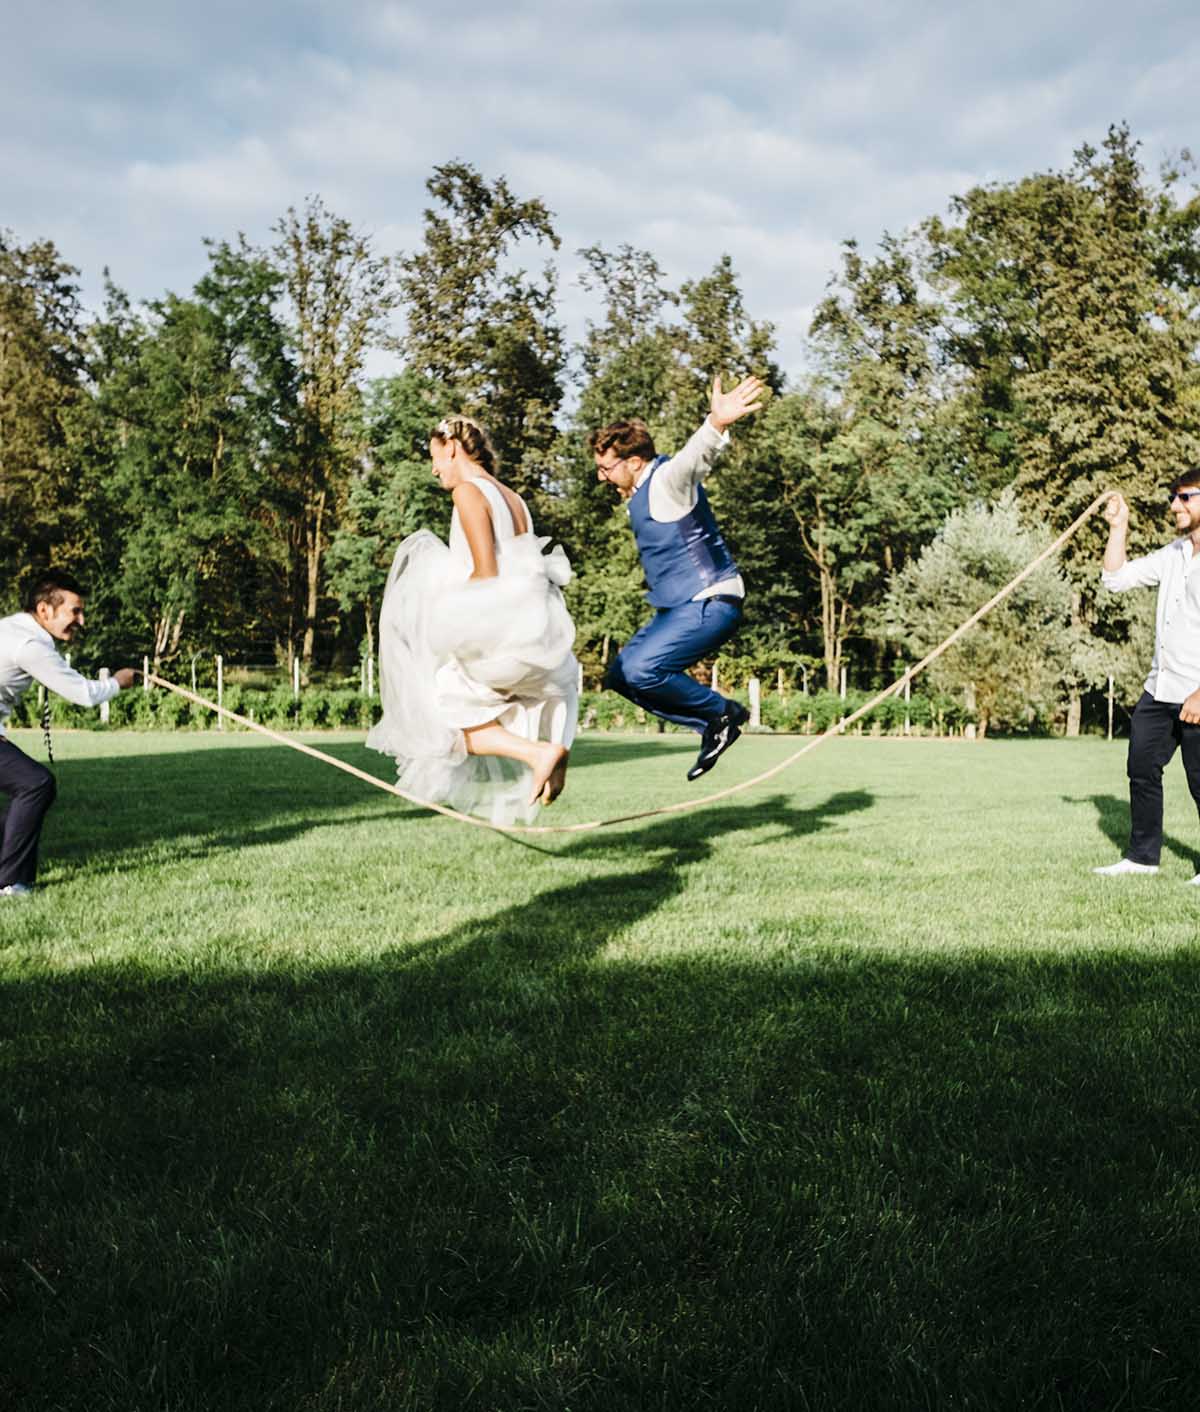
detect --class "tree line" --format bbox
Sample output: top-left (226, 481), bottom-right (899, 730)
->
top-left (3, 125), bottom-right (1199, 733)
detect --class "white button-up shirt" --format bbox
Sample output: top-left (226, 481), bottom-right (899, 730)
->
top-left (1101, 537), bottom-right (1200, 702)
top-left (631, 417), bottom-right (745, 601)
top-left (0, 611), bottom-right (122, 734)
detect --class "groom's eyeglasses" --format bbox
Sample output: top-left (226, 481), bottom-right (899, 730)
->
top-left (1170, 490), bottom-right (1200, 505)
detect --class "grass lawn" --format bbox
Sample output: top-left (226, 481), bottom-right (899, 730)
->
top-left (3, 727), bottom-right (1200, 1410)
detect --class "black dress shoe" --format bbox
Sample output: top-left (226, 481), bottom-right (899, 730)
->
top-left (687, 701), bottom-right (750, 781)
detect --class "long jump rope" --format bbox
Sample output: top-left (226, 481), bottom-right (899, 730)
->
top-left (110, 492), bottom-right (1112, 836)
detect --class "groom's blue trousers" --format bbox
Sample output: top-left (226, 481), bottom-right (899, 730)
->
top-left (605, 596), bottom-right (743, 733)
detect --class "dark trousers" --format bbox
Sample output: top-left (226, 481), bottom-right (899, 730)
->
top-left (605, 597), bottom-right (743, 733)
top-left (0, 736), bottom-right (56, 887)
top-left (1125, 692), bottom-right (1200, 865)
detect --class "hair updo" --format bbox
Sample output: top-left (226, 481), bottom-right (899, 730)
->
top-left (432, 414), bottom-right (499, 476)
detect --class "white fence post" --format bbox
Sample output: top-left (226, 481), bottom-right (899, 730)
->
top-left (142, 655), bottom-right (150, 691)
top-left (776, 666), bottom-right (785, 700)
top-left (801, 665), bottom-right (808, 696)
top-left (216, 655), bottom-right (224, 731)
top-left (1108, 674), bottom-right (1114, 741)
top-left (748, 676), bottom-right (761, 729)
top-left (99, 668), bottom-right (110, 724)
top-left (292, 657), bottom-right (300, 698)
top-left (839, 666), bottom-right (847, 700)
top-left (903, 667), bottom-right (911, 736)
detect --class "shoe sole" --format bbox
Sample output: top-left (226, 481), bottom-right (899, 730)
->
top-left (687, 725), bottom-right (743, 781)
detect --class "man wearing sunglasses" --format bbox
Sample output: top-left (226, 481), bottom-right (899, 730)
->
top-left (1094, 480), bottom-right (1200, 880)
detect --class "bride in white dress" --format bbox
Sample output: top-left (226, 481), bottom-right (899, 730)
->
top-left (366, 414), bottom-right (578, 824)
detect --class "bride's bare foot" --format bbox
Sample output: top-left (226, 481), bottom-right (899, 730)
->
top-left (543, 751), bottom-right (569, 804)
top-left (528, 742), bottom-right (568, 806)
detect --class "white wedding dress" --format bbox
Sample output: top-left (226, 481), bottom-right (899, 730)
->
top-left (366, 478), bottom-right (579, 824)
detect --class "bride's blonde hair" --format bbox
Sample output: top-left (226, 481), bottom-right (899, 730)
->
top-left (432, 414), bottom-right (499, 476)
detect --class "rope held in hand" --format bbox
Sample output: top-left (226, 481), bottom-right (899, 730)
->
top-left (40, 693), bottom-right (53, 765)
top-left (147, 492), bottom-right (1112, 835)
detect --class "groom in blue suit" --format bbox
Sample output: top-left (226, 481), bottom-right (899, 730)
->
top-left (590, 375), bottom-right (764, 780)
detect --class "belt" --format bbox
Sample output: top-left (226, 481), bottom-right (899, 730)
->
top-left (706, 594), bottom-right (744, 608)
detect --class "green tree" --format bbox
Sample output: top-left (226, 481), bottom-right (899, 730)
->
top-left (0, 232), bottom-right (88, 592)
top-left (927, 126), bottom-right (1200, 730)
top-left (564, 243), bottom-right (678, 540)
top-left (879, 493), bottom-right (1075, 736)
top-left (89, 246), bottom-right (296, 668)
top-left (272, 198), bottom-right (396, 670)
top-left (662, 254), bottom-right (781, 450)
top-left (397, 163), bottom-right (564, 505)
top-left (794, 236), bottom-right (961, 687)
top-left (324, 370), bottom-right (447, 662)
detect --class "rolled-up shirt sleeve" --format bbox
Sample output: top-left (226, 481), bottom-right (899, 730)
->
top-left (1101, 547), bottom-right (1169, 592)
top-left (14, 637), bottom-right (121, 707)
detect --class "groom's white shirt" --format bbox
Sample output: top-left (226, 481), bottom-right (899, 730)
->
top-left (0, 611), bottom-right (122, 735)
top-left (631, 417), bottom-right (745, 601)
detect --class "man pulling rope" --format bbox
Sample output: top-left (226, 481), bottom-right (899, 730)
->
top-left (0, 570), bottom-right (137, 898)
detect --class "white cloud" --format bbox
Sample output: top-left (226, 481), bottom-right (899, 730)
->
top-left (3, 0), bottom-right (1197, 384)
top-left (125, 138), bottom-right (293, 214)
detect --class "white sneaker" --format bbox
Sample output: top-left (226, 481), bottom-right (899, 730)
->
top-left (1092, 859), bottom-right (1159, 877)
top-left (0, 882), bottom-right (34, 898)
top-left (1186, 875), bottom-right (1200, 886)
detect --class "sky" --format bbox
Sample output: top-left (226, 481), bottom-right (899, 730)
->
top-left (5, 0), bottom-right (1199, 382)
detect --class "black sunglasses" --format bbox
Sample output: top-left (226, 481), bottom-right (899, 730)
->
top-left (1171, 490), bottom-right (1200, 505)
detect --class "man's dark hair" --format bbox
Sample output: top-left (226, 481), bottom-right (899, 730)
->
top-left (22, 569), bottom-right (87, 615)
top-left (1170, 474), bottom-right (1200, 497)
top-left (589, 419), bottom-right (657, 461)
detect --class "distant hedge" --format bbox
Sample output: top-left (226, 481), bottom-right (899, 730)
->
top-left (579, 687), bottom-right (972, 735)
top-left (11, 684), bottom-right (383, 733)
top-left (11, 683), bottom-right (976, 736)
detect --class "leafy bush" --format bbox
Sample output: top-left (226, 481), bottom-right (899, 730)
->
top-left (260, 685), bottom-right (300, 729)
top-left (155, 690), bottom-right (192, 729)
top-left (10, 679), bottom-right (965, 737)
top-left (323, 689), bottom-right (362, 728)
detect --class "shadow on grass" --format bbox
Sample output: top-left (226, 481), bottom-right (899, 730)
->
top-left (32, 740), bottom-right (399, 881)
top-left (1067, 791), bottom-right (1200, 872)
top-left (27, 732), bottom-right (711, 881)
top-left (5, 791), bottom-right (1200, 1410)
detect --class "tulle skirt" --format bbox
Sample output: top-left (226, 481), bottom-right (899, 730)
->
top-left (366, 529), bottom-right (579, 825)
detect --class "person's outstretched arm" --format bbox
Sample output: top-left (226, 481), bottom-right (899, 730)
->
top-left (1100, 493), bottom-right (1163, 590)
top-left (652, 375), bottom-right (766, 517)
top-left (15, 634), bottom-right (134, 705)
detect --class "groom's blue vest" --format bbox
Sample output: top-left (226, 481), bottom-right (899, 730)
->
top-left (629, 456), bottom-right (739, 609)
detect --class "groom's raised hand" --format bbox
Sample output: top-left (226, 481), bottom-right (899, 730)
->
top-left (709, 374), bottom-right (766, 433)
